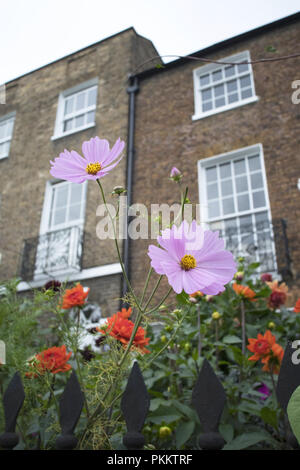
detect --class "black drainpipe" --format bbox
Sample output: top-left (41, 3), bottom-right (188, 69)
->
top-left (122, 75), bottom-right (139, 301)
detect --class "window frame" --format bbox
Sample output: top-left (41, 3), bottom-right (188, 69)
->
top-left (0, 112), bottom-right (16, 160)
top-left (197, 144), bottom-right (278, 273)
top-left (192, 51), bottom-right (258, 121)
top-left (39, 179), bottom-right (88, 235)
top-left (52, 78), bottom-right (98, 140)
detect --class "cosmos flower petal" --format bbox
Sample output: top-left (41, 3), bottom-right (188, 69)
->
top-left (147, 220), bottom-right (236, 295)
top-left (50, 136), bottom-right (125, 183)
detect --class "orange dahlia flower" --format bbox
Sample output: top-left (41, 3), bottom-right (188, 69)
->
top-left (61, 283), bottom-right (89, 309)
top-left (293, 298), bottom-right (300, 313)
top-left (233, 283), bottom-right (256, 300)
top-left (247, 330), bottom-right (283, 374)
top-left (27, 345), bottom-right (72, 376)
top-left (266, 280), bottom-right (288, 309)
top-left (97, 308), bottom-right (150, 354)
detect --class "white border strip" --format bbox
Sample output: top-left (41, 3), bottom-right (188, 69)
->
top-left (17, 263), bottom-right (122, 292)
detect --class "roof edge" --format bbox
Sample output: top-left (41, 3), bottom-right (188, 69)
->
top-left (134, 11), bottom-right (300, 79)
top-left (6, 26), bottom-right (138, 85)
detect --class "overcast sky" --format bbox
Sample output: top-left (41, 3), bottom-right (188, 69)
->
top-left (1, 0), bottom-right (299, 84)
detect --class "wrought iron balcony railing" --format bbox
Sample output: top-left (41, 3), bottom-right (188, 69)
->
top-left (19, 226), bottom-right (84, 282)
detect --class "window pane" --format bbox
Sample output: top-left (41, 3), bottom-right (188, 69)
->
top-left (241, 88), bottom-right (253, 99)
top-left (214, 84), bottom-right (225, 97)
top-left (202, 101), bottom-right (213, 112)
top-left (228, 93), bottom-right (239, 103)
top-left (200, 74), bottom-right (210, 86)
top-left (64, 97), bottom-right (74, 115)
top-left (237, 194), bottom-right (250, 211)
top-left (215, 97), bottom-right (225, 108)
top-left (248, 155), bottom-right (261, 171)
top-left (226, 80), bottom-right (238, 93)
top-left (75, 114), bottom-right (84, 128)
top-left (250, 172), bottom-right (263, 190)
top-left (253, 190), bottom-right (266, 208)
top-left (53, 208), bottom-right (66, 226)
top-left (235, 175), bottom-right (248, 193)
top-left (238, 63), bottom-right (249, 73)
top-left (225, 218), bottom-right (237, 237)
top-left (240, 215), bottom-right (252, 233)
top-left (87, 87), bottom-right (97, 106)
top-left (5, 120), bottom-right (13, 137)
top-left (206, 166), bottom-right (217, 182)
top-left (221, 179), bottom-right (233, 196)
top-left (222, 197), bottom-right (234, 214)
top-left (76, 92), bottom-right (85, 111)
top-left (207, 183), bottom-right (218, 199)
top-left (86, 110), bottom-right (95, 123)
top-left (68, 204), bottom-right (81, 222)
top-left (257, 231), bottom-right (272, 251)
top-left (234, 159), bottom-right (246, 175)
top-left (240, 75), bottom-right (251, 88)
top-left (225, 65), bottom-right (235, 77)
top-left (202, 89), bottom-right (212, 101)
top-left (70, 184), bottom-right (83, 204)
top-left (64, 119), bottom-right (73, 132)
top-left (55, 186), bottom-right (68, 208)
top-left (220, 162), bottom-right (231, 179)
top-left (255, 211), bottom-right (269, 230)
top-left (208, 200), bottom-right (220, 218)
top-left (0, 123), bottom-right (5, 139)
top-left (212, 70), bottom-right (222, 82)
top-left (0, 142), bottom-right (6, 156)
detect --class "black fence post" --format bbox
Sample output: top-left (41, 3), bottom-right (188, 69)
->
top-left (276, 342), bottom-right (300, 449)
top-left (121, 361), bottom-right (150, 450)
top-left (55, 371), bottom-right (84, 450)
top-left (0, 372), bottom-right (25, 449)
top-left (192, 359), bottom-right (226, 450)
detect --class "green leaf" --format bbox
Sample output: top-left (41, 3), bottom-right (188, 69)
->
top-left (176, 292), bottom-right (190, 305)
top-left (260, 407), bottom-right (278, 429)
top-left (219, 423), bottom-right (234, 443)
top-left (175, 421), bottom-right (195, 448)
top-left (223, 431), bottom-right (274, 450)
top-left (223, 335), bottom-right (242, 344)
top-left (287, 385), bottom-right (300, 444)
top-left (266, 45), bottom-right (277, 53)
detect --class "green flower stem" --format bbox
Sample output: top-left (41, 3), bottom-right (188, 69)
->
top-left (241, 299), bottom-right (246, 355)
top-left (96, 179), bottom-right (141, 311)
top-left (140, 266), bottom-right (153, 306)
top-left (142, 275), bottom-right (162, 311)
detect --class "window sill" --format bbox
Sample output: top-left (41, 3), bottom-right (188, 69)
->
top-left (0, 155), bottom-right (9, 161)
top-left (192, 96), bottom-right (259, 121)
top-left (51, 122), bottom-right (96, 141)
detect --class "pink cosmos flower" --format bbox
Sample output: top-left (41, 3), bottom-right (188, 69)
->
top-left (50, 136), bottom-right (125, 183)
top-left (148, 220), bottom-right (236, 295)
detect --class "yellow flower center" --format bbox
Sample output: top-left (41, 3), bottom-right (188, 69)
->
top-left (180, 254), bottom-right (197, 271)
top-left (86, 162), bottom-right (102, 175)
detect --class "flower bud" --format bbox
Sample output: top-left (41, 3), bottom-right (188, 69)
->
top-left (261, 273), bottom-right (273, 283)
top-left (159, 426), bottom-right (172, 439)
top-left (170, 167), bottom-right (182, 182)
top-left (212, 311), bottom-right (221, 320)
top-left (205, 295), bottom-right (213, 302)
top-left (111, 186), bottom-right (126, 196)
top-left (268, 321), bottom-right (276, 329)
top-left (234, 271), bottom-right (244, 282)
top-left (160, 335), bottom-right (167, 343)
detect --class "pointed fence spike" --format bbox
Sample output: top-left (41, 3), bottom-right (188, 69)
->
top-left (276, 341), bottom-right (300, 449)
top-left (0, 372), bottom-right (25, 449)
top-left (277, 341), bottom-right (300, 411)
top-left (121, 361), bottom-right (150, 449)
top-left (55, 371), bottom-right (84, 450)
top-left (192, 359), bottom-right (226, 450)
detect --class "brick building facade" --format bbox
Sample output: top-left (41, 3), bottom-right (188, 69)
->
top-left (0, 14), bottom-right (299, 312)
top-left (0, 28), bottom-right (159, 315)
top-left (129, 13), bottom-right (300, 302)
